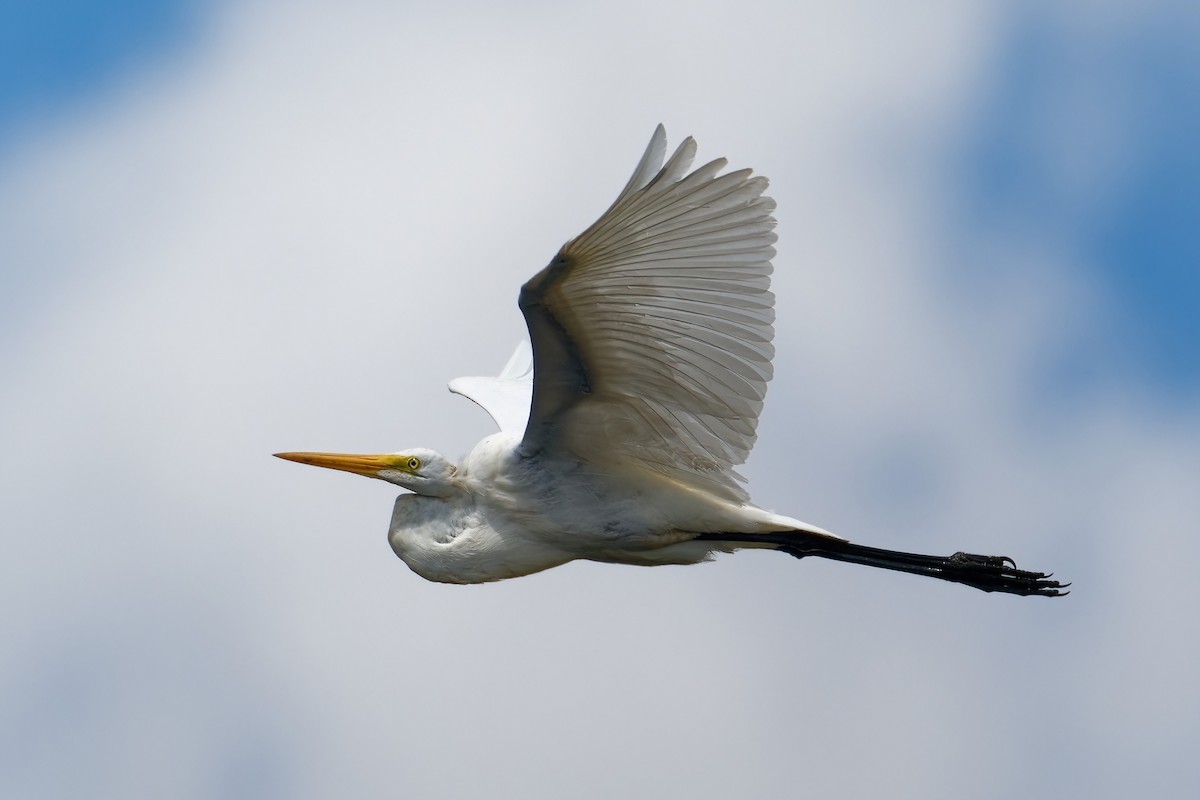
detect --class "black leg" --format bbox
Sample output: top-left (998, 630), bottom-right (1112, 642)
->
top-left (697, 531), bottom-right (1068, 597)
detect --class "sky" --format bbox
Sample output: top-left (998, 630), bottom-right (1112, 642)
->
top-left (1, 1), bottom-right (1198, 798)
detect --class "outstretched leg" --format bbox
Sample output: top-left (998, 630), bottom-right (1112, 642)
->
top-left (697, 531), bottom-right (1067, 596)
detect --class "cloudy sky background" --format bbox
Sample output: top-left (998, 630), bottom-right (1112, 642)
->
top-left (2, 1), bottom-right (1197, 797)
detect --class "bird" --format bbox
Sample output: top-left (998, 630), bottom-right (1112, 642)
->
top-left (276, 125), bottom-right (1066, 597)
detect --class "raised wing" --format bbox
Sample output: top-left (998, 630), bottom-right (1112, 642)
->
top-left (448, 341), bottom-right (534, 434)
top-left (518, 125), bottom-right (776, 502)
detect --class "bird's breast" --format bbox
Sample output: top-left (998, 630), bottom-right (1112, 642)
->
top-left (386, 490), bottom-right (572, 584)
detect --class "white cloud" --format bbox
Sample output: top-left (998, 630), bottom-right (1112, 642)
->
top-left (2, 1), bottom-right (1197, 798)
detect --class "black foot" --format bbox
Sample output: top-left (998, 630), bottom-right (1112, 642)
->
top-left (944, 551), bottom-right (1069, 596)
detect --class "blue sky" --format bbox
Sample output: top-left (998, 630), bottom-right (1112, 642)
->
top-left (4, 2), bottom-right (1194, 397)
top-left (2, 2), bottom-right (1197, 799)
top-left (954, 4), bottom-right (1200, 397)
top-left (0, 0), bottom-right (202, 142)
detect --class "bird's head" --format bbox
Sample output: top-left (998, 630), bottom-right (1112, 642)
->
top-left (274, 447), bottom-right (457, 497)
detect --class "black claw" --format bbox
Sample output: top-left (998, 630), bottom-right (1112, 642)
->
top-left (938, 552), bottom-right (1068, 596)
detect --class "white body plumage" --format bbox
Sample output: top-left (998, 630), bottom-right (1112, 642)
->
top-left (387, 432), bottom-right (823, 584)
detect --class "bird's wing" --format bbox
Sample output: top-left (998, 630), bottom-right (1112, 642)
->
top-left (448, 341), bottom-right (534, 434)
top-left (518, 125), bottom-right (776, 502)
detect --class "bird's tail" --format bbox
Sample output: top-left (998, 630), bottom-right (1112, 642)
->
top-left (696, 531), bottom-right (1067, 597)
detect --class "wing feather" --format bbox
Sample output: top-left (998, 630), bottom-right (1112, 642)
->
top-left (518, 127), bottom-right (777, 501)
top-left (448, 342), bottom-right (534, 434)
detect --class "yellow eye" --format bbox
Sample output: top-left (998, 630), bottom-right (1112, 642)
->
top-left (407, 457), bottom-right (421, 471)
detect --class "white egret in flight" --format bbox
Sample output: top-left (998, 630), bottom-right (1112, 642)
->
top-left (277, 126), bottom-right (1065, 596)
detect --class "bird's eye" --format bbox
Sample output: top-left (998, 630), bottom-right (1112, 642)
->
top-left (407, 457), bottom-right (421, 470)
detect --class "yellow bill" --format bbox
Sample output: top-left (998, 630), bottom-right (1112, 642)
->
top-left (273, 451), bottom-right (408, 478)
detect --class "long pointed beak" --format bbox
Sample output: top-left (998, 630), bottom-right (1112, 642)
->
top-left (274, 451), bottom-right (402, 479)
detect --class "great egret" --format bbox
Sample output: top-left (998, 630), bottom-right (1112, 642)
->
top-left (277, 126), bottom-right (1065, 596)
